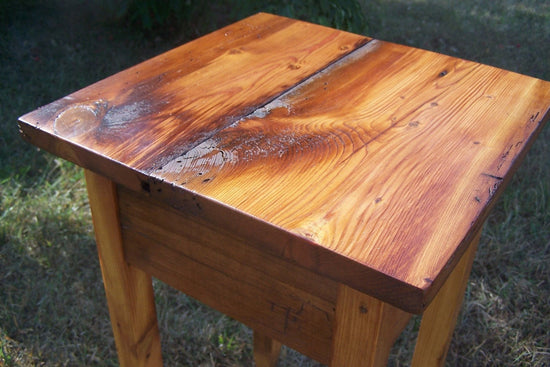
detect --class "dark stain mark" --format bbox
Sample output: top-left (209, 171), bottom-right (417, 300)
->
top-left (190, 195), bottom-right (203, 210)
top-left (431, 102), bottom-right (439, 107)
top-left (359, 305), bottom-right (368, 314)
top-left (102, 100), bottom-right (151, 130)
top-left (375, 197), bottom-right (383, 203)
top-left (311, 303), bottom-right (332, 322)
top-left (473, 141), bottom-right (480, 145)
top-left (502, 146), bottom-right (512, 160)
top-left (288, 63), bottom-right (301, 70)
top-left (424, 277), bottom-right (433, 284)
top-left (283, 307), bottom-right (291, 333)
top-left (482, 173), bottom-right (504, 180)
top-left (438, 70), bottom-right (448, 77)
top-left (409, 121), bottom-right (420, 127)
top-left (529, 111), bottom-right (540, 123)
top-left (496, 144), bottom-right (513, 171)
top-left (475, 196), bottom-right (481, 203)
top-left (202, 178), bottom-right (211, 183)
top-left (141, 181), bottom-right (151, 193)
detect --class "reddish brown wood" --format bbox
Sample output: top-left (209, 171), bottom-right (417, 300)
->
top-left (19, 13), bottom-right (550, 316)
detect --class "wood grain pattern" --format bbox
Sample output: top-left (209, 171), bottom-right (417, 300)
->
top-left (330, 285), bottom-right (411, 367)
top-left (19, 13), bottom-right (550, 313)
top-left (411, 228), bottom-right (481, 366)
top-left (84, 170), bottom-right (162, 367)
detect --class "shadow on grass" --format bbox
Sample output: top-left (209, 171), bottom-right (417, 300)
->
top-left (1, 202), bottom-right (115, 365)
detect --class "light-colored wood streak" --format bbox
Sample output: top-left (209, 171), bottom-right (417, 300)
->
top-left (18, 13), bottom-right (550, 313)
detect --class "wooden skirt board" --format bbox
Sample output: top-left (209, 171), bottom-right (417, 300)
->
top-left (117, 184), bottom-right (340, 364)
top-left (18, 12), bottom-right (550, 367)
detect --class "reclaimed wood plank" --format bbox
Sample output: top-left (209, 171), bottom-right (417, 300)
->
top-left (18, 13), bottom-right (368, 171)
top-left (18, 13), bottom-right (550, 313)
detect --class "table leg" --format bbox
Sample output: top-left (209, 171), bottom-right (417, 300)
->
top-left (411, 229), bottom-right (481, 367)
top-left (330, 285), bottom-right (412, 367)
top-left (85, 170), bottom-right (163, 367)
top-left (253, 330), bottom-right (282, 367)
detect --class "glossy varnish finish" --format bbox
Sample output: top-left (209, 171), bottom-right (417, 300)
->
top-left (19, 13), bottom-right (550, 314)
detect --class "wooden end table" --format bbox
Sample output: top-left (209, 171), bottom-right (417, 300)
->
top-left (19, 13), bottom-right (550, 366)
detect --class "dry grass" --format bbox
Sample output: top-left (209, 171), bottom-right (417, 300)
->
top-left (1, 0), bottom-right (549, 366)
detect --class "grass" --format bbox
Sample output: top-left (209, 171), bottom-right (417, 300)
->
top-left (0, 0), bottom-right (549, 366)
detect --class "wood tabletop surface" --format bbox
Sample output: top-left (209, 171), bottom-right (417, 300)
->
top-left (19, 13), bottom-right (550, 313)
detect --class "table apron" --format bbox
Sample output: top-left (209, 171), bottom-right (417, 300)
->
top-left (117, 185), bottom-right (340, 364)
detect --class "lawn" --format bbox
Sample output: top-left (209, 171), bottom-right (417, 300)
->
top-left (1, 0), bottom-right (549, 366)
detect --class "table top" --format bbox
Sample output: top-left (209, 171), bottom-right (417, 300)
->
top-left (19, 13), bottom-right (550, 313)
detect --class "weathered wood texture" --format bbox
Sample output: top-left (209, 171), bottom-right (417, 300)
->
top-left (19, 13), bottom-right (550, 313)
